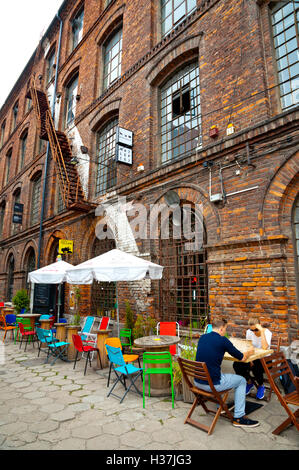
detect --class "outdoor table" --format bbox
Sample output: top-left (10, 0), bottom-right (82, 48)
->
top-left (92, 328), bottom-right (112, 369)
top-left (17, 313), bottom-right (41, 330)
top-left (54, 322), bottom-right (67, 342)
top-left (134, 335), bottom-right (181, 396)
top-left (224, 338), bottom-right (273, 362)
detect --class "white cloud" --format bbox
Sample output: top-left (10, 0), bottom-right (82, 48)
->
top-left (0, 0), bottom-right (63, 108)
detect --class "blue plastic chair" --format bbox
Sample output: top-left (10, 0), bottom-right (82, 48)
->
top-left (20, 308), bottom-right (27, 314)
top-left (36, 327), bottom-right (52, 358)
top-left (204, 324), bottom-right (213, 334)
top-left (39, 314), bottom-right (50, 320)
top-left (43, 329), bottom-right (69, 365)
top-left (5, 314), bottom-right (17, 326)
top-left (105, 345), bottom-right (143, 404)
top-left (78, 316), bottom-right (95, 341)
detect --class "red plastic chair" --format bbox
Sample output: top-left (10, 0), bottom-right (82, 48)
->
top-left (157, 322), bottom-right (180, 355)
top-left (99, 316), bottom-right (110, 330)
top-left (18, 322), bottom-right (37, 351)
top-left (72, 334), bottom-right (102, 375)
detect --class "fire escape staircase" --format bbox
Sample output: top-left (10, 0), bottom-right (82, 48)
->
top-left (26, 80), bottom-right (92, 212)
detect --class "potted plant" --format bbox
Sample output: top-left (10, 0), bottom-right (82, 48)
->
top-left (133, 314), bottom-right (157, 340)
top-left (12, 289), bottom-right (30, 314)
top-left (173, 325), bottom-right (198, 403)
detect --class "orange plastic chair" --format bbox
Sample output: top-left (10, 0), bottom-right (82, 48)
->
top-left (157, 321), bottom-right (180, 355)
top-left (105, 337), bottom-right (141, 387)
top-left (0, 314), bottom-right (17, 342)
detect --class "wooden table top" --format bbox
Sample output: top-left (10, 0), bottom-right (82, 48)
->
top-left (17, 313), bottom-right (42, 318)
top-left (224, 337), bottom-right (273, 363)
top-left (91, 328), bottom-right (112, 335)
top-left (134, 335), bottom-right (181, 349)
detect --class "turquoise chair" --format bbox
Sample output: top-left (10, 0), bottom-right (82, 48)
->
top-left (44, 330), bottom-right (69, 365)
top-left (106, 345), bottom-right (143, 404)
top-left (78, 316), bottom-right (95, 341)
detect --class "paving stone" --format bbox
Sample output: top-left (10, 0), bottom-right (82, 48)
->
top-left (23, 391), bottom-right (46, 400)
top-left (120, 430), bottom-right (152, 448)
top-left (40, 403), bottom-right (66, 414)
top-left (71, 424), bottom-right (103, 439)
top-left (52, 437), bottom-right (86, 450)
top-left (50, 410), bottom-right (76, 422)
top-left (86, 434), bottom-right (120, 450)
top-left (28, 420), bottom-right (59, 434)
top-left (0, 421), bottom-right (28, 435)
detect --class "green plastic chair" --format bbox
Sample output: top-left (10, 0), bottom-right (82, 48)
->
top-left (142, 351), bottom-right (174, 409)
top-left (119, 329), bottom-right (132, 352)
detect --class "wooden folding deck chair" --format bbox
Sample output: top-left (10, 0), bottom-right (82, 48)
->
top-left (178, 357), bottom-right (233, 435)
top-left (261, 351), bottom-right (299, 435)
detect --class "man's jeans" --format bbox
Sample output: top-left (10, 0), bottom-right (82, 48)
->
top-left (194, 373), bottom-right (246, 419)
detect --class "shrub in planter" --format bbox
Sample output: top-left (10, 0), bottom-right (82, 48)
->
top-left (12, 289), bottom-right (30, 314)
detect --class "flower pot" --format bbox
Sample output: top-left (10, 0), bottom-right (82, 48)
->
top-left (182, 377), bottom-right (195, 403)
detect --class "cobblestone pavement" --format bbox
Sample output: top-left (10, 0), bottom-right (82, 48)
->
top-left (0, 337), bottom-right (298, 451)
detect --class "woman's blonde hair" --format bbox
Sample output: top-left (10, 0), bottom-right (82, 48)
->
top-left (248, 317), bottom-right (260, 326)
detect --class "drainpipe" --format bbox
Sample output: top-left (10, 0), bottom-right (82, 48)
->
top-left (37, 11), bottom-right (63, 268)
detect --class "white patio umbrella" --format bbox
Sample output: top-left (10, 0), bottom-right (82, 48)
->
top-left (28, 260), bottom-right (74, 322)
top-left (65, 249), bottom-right (164, 336)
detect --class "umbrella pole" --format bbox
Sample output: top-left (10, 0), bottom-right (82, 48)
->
top-left (30, 282), bottom-right (34, 314)
top-left (116, 283), bottom-right (120, 337)
top-left (57, 283), bottom-right (62, 323)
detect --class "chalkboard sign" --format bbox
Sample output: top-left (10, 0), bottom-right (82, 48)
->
top-left (33, 284), bottom-right (56, 314)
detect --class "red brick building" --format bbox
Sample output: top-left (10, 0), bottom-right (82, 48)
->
top-left (0, 0), bottom-right (298, 343)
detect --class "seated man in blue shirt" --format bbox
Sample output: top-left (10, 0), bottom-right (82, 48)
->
top-left (195, 318), bottom-right (260, 428)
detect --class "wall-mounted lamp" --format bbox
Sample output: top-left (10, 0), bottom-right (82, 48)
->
top-left (80, 146), bottom-right (88, 154)
top-left (76, 94), bottom-right (81, 101)
top-left (203, 160), bottom-right (214, 168)
top-left (56, 92), bottom-right (62, 103)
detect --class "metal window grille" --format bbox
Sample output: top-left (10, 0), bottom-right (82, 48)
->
top-left (161, 62), bottom-right (201, 164)
top-left (0, 203), bottom-right (5, 237)
top-left (91, 236), bottom-right (116, 316)
top-left (159, 208), bottom-right (208, 329)
top-left (65, 75), bottom-right (78, 127)
top-left (161, 0), bottom-right (197, 37)
top-left (20, 132), bottom-right (27, 169)
top-left (31, 175), bottom-right (41, 225)
top-left (56, 183), bottom-right (65, 214)
top-left (72, 8), bottom-right (84, 51)
top-left (103, 28), bottom-right (122, 90)
top-left (0, 121), bottom-right (6, 147)
top-left (96, 117), bottom-right (118, 196)
top-left (12, 102), bottom-right (18, 131)
top-left (7, 255), bottom-right (15, 302)
top-left (271, 1), bottom-right (299, 110)
top-left (25, 250), bottom-right (36, 290)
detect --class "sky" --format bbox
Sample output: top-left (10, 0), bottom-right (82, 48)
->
top-left (0, 0), bottom-right (63, 108)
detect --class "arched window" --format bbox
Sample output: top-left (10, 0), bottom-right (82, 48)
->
top-left (160, 61), bottom-right (201, 164)
top-left (0, 201), bottom-right (5, 238)
top-left (12, 189), bottom-right (21, 235)
top-left (158, 201), bottom-right (207, 329)
top-left (65, 74), bottom-right (79, 128)
top-left (270, 1), bottom-right (299, 110)
top-left (31, 173), bottom-right (42, 225)
top-left (96, 117), bottom-right (118, 196)
top-left (11, 101), bottom-right (19, 132)
top-left (103, 27), bottom-right (123, 90)
top-left (161, 0), bottom-right (197, 37)
top-left (71, 6), bottom-right (84, 51)
top-left (7, 255), bottom-right (15, 301)
top-left (91, 234), bottom-right (116, 316)
top-left (0, 120), bottom-right (6, 147)
top-left (25, 249), bottom-right (36, 290)
top-left (5, 149), bottom-right (12, 185)
top-left (46, 47), bottom-right (56, 83)
top-left (19, 130), bottom-right (28, 170)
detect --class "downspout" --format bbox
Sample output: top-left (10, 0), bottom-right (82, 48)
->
top-left (37, 11), bottom-right (63, 268)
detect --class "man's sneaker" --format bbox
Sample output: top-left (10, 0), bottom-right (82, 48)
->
top-left (256, 385), bottom-right (265, 400)
top-left (232, 416), bottom-right (260, 428)
top-left (246, 383), bottom-right (254, 395)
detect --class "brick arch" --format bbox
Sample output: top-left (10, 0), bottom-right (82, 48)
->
top-left (260, 146), bottom-right (299, 236)
top-left (60, 62), bottom-right (80, 89)
top-left (94, 8), bottom-right (125, 46)
top-left (151, 183), bottom-right (221, 243)
top-left (44, 230), bottom-right (68, 265)
top-left (89, 98), bottom-right (121, 132)
top-left (2, 247), bottom-right (18, 273)
top-left (80, 217), bottom-right (116, 259)
top-left (146, 34), bottom-right (202, 87)
top-left (21, 241), bottom-right (38, 271)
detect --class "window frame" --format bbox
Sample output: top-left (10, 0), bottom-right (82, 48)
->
top-left (71, 6), bottom-right (84, 52)
top-left (161, 0), bottom-right (197, 38)
top-left (103, 26), bottom-right (123, 90)
top-left (11, 101), bottom-right (19, 133)
top-left (95, 117), bottom-right (118, 196)
top-left (30, 173), bottom-right (42, 226)
top-left (19, 130), bottom-right (28, 170)
top-left (0, 120), bottom-right (6, 147)
top-left (64, 73), bottom-right (79, 129)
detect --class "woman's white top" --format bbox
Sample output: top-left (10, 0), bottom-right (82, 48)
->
top-left (246, 328), bottom-right (272, 349)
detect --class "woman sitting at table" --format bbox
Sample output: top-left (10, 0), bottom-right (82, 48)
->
top-left (233, 317), bottom-right (272, 400)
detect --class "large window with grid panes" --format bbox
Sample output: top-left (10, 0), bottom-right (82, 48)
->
top-left (65, 74), bottom-right (78, 128)
top-left (95, 117), bottom-right (118, 196)
top-left (161, 0), bottom-right (197, 37)
top-left (71, 7), bottom-right (84, 51)
top-left (103, 27), bottom-right (123, 90)
top-left (160, 61), bottom-right (201, 164)
top-left (271, 1), bottom-right (299, 111)
top-left (19, 130), bottom-right (28, 170)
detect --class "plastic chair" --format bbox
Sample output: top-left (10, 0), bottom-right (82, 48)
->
top-left (72, 334), bottom-right (102, 375)
top-left (204, 324), bottom-right (213, 334)
top-left (18, 322), bottom-right (37, 351)
top-left (100, 316), bottom-right (110, 330)
top-left (105, 337), bottom-right (141, 387)
top-left (105, 344), bottom-right (143, 404)
top-left (0, 314), bottom-right (17, 342)
top-left (142, 351), bottom-right (174, 409)
top-left (15, 317), bottom-right (32, 343)
top-left (156, 322), bottom-right (180, 355)
top-left (36, 327), bottom-right (52, 358)
top-left (78, 316), bottom-right (95, 341)
top-left (5, 314), bottom-right (17, 326)
top-left (20, 308), bottom-right (27, 314)
top-left (119, 329), bottom-right (133, 352)
top-left (44, 330), bottom-right (69, 366)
